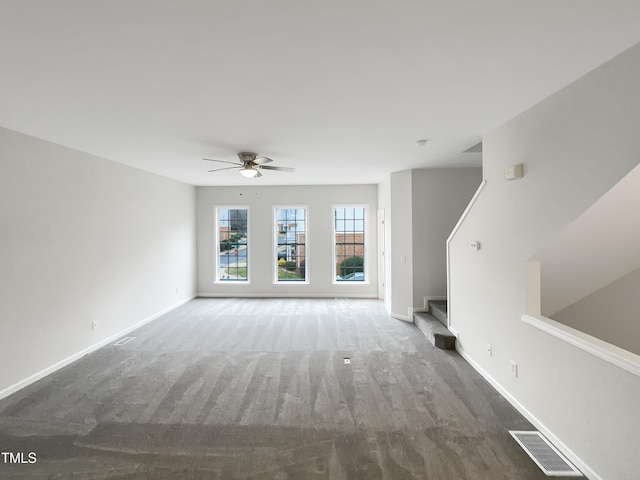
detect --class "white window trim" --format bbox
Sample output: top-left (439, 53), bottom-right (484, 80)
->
top-left (332, 204), bottom-right (369, 285)
top-left (214, 205), bottom-right (250, 284)
top-left (273, 205), bottom-right (310, 285)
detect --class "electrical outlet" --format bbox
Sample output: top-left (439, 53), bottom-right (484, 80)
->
top-left (92, 321), bottom-right (98, 330)
top-left (510, 360), bottom-right (518, 378)
top-left (486, 344), bottom-right (492, 357)
top-left (343, 358), bottom-right (351, 365)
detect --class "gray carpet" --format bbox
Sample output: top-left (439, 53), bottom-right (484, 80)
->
top-left (0, 298), bottom-right (549, 479)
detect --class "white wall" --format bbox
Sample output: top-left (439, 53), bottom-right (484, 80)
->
top-left (533, 162), bottom-right (640, 316)
top-left (196, 184), bottom-right (378, 297)
top-left (554, 268), bottom-right (640, 356)
top-left (449, 43), bottom-right (640, 479)
top-left (0, 127), bottom-right (196, 396)
top-left (411, 168), bottom-right (481, 307)
top-left (381, 168), bottom-right (481, 320)
top-left (377, 176), bottom-right (390, 304)
top-left (388, 170), bottom-right (413, 319)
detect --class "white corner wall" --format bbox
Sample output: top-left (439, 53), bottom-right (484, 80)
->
top-left (196, 184), bottom-right (378, 297)
top-left (381, 168), bottom-right (482, 320)
top-left (377, 176), bottom-right (391, 308)
top-left (449, 43), bottom-right (640, 479)
top-left (0, 127), bottom-right (196, 396)
top-left (388, 170), bottom-right (413, 319)
top-left (411, 168), bottom-right (482, 308)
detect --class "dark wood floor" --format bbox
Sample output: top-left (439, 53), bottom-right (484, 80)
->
top-left (0, 298), bottom-right (549, 479)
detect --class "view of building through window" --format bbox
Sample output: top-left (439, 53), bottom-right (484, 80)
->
top-left (213, 205), bottom-right (367, 284)
top-left (216, 207), bottom-right (248, 281)
top-left (334, 206), bottom-right (365, 282)
top-left (275, 208), bottom-right (307, 282)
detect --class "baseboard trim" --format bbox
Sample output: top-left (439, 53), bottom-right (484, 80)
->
top-left (0, 296), bottom-right (194, 401)
top-left (408, 306), bottom-right (428, 319)
top-left (197, 292), bottom-right (378, 299)
top-left (390, 312), bottom-right (412, 323)
top-left (422, 295), bottom-right (447, 310)
top-left (455, 345), bottom-right (600, 480)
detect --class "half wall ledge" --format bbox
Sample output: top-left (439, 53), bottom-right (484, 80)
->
top-left (521, 313), bottom-right (640, 378)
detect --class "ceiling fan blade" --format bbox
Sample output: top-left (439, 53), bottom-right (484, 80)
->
top-left (260, 165), bottom-right (295, 172)
top-left (203, 158), bottom-right (241, 166)
top-left (253, 156), bottom-right (273, 165)
top-left (255, 169), bottom-right (263, 177)
top-left (208, 166), bottom-right (240, 172)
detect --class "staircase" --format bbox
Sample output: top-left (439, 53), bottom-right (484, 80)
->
top-left (413, 300), bottom-right (456, 350)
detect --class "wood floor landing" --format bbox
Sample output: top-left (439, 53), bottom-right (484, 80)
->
top-left (0, 298), bottom-right (549, 479)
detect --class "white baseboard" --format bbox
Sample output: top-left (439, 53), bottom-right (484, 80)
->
top-left (196, 292), bottom-right (378, 299)
top-left (423, 295), bottom-right (447, 310)
top-left (410, 306), bottom-right (429, 315)
top-left (0, 296), bottom-right (194, 401)
top-left (390, 312), bottom-right (412, 323)
top-left (407, 306), bottom-right (427, 321)
top-left (455, 345), bottom-right (600, 480)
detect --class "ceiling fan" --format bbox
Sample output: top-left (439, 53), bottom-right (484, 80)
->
top-left (203, 152), bottom-right (295, 178)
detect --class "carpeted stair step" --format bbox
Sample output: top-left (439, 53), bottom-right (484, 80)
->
top-left (428, 300), bottom-right (448, 327)
top-left (413, 311), bottom-right (456, 350)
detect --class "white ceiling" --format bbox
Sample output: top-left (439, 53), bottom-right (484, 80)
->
top-left (2, 1), bottom-right (640, 186)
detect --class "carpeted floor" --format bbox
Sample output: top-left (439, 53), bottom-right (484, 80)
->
top-left (0, 298), bottom-right (549, 479)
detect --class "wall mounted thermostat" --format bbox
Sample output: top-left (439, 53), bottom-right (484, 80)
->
top-left (470, 241), bottom-right (481, 250)
top-left (504, 164), bottom-right (524, 180)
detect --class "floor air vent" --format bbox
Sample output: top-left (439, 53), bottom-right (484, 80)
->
top-left (510, 431), bottom-right (582, 477)
top-left (113, 336), bottom-right (135, 346)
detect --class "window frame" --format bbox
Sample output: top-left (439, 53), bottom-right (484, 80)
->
top-left (332, 204), bottom-right (368, 284)
top-left (214, 205), bottom-right (250, 284)
top-left (273, 205), bottom-right (309, 285)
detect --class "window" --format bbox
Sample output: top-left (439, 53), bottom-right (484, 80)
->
top-left (274, 207), bottom-right (307, 282)
top-left (334, 206), bottom-right (366, 282)
top-left (215, 207), bottom-right (249, 282)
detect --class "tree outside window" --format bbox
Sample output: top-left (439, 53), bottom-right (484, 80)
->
top-left (334, 206), bottom-right (365, 282)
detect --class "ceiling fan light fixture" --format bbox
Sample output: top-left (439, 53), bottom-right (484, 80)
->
top-left (204, 152), bottom-right (293, 178)
top-left (240, 165), bottom-right (258, 178)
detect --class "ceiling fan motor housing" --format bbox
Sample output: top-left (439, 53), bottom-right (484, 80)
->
top-left (203, 151), bottom-right (291, 176)
top-left (238, 152), bottom-right (258, 164)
